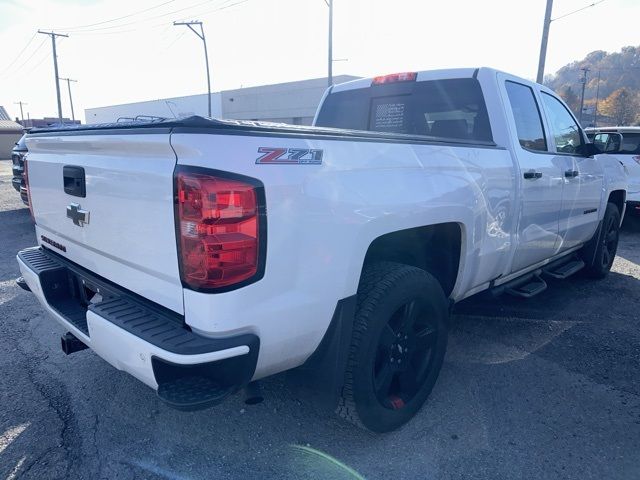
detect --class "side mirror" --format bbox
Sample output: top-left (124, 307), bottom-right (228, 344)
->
top-left (576, 142), bottom-right (601, 157)
top-left (593, 132), bottom-right (624, 153)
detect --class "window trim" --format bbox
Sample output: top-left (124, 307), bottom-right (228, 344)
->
top-left (504, 80), bottom-right (549, 155)
top-left (539, 91), bottom-right (585, 157)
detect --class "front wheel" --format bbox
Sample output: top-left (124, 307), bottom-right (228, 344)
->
top-left (582, 202), bottom-right (621, 279)
top-left (337, 262), bottom-right (448, 432)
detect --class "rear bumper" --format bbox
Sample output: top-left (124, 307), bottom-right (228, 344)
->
top-left (17, 247), bottom-right (259, 396)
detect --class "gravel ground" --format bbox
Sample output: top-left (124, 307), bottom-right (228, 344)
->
top-left (1, 158), bottom-right (639, 480)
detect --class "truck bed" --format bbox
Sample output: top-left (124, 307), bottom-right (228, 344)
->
top-left (30, 115), bottom-right (498, 149)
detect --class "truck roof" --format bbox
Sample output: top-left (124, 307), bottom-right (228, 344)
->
top-left (585, 126), bottom-right (640, 133)
top-left (329, 67), bottom-right (540, 93)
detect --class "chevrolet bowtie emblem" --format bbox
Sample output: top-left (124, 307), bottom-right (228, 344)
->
top-left (66, 203), bottom-right (90, 226)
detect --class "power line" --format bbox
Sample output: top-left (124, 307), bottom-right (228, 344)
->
top-left (59, 0), bottom-right (176, 31)
top-left (71, 28), bottom-right (140, 36)
top-left (23, 49), bottom-right (51, 76)
top-left (555, 66), bottom-right (640, 73)
top-left (173, 0), bottom-right (247, 22)
top-left (552, 0), bottom-right (606, 22)
top-left (9, 38), bottom-right (47, 76)
top-left (57, 0), bottom-right (221, 33)
top-left (0, 32), bottom-right (37, 74)
top-left (536, 0), bottom-right (607, 83)
top-left (166, 30), bottom-right (187, 49)
top-left (191, 0), bottom-right (249, 17)
top-left (54, 0), bottom-right (243, 38)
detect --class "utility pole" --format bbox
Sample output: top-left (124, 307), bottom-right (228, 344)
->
top-left (173, 21), bottom-right (212, 117)
top-left (593, 69), bottom-right (601, 128)
top-left (536, 0), bottom-right (553, 84)
top-left (327, 0), bottom-right (333, 87)
top-left (38, 30), bottom-right (68, 123)
top-left (579, 67), bottom-right (589, 123)
top-left (536, 0), bottom-right (604, 84)
top-left (59, 77), bottom-right (78, 122)
top-left (14, 101), bottom-right (27, 124)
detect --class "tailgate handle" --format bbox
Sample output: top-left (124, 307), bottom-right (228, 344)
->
top-left (63, 166), bottom-right (86, 198)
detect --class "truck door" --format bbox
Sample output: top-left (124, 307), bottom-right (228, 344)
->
top-left (501, 78), bottom-right (564, 272)
top-left (538, 92), bottom-right (603, 250)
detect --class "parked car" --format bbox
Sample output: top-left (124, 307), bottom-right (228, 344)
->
top-left (586, 126), bottom-right (640, 216)
top-left (16, 67), bottom-right (626, 432)
top-left (11, 133), bottom-right (29, 205)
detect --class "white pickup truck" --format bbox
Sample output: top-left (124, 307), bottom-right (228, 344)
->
top-left (17, 68), bottom-right (626, 432)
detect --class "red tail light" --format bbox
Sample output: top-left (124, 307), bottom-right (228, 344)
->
top-left (175, 167), bottom-right (265, 291)
top-left (372, 72), bottom-right (417, 85)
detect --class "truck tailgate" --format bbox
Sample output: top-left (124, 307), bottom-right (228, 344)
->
top-left (25, 132), bottom-right (183, 314)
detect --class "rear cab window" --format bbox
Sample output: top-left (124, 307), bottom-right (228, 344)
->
top-left (504, 81), bottom-right (547, 152)
top-left (315, 77), bottom-right (493, 143)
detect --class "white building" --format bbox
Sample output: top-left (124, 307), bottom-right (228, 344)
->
top-left (0, 107), bottom-right (24, 159)
top-left (85, 75), bottom-right (359, 125)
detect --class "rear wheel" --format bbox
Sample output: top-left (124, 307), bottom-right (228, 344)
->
top-left (337, 262), bottom-right (448, 432)
top-left (582, 202), bottom-right (621, 279)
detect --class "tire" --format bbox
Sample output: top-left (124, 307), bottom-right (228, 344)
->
top-left (337, 261), bottom-right (449, 432)
top-left (582, 202), bottom-right (621, 279)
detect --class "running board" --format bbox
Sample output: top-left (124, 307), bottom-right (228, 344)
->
top-left (493, 270), bottom-right (548, 298)
top-left (542, 257), bottom-right (585, 280)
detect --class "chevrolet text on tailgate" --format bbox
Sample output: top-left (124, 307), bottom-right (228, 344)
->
top-left (17, 68), bottom-right (627, 432)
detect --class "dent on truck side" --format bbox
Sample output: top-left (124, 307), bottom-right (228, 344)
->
top-left (331, 145), bottom-right (516, 304)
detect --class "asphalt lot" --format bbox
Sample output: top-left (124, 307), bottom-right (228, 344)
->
top-left (1, 158), bottom-right (639, 480)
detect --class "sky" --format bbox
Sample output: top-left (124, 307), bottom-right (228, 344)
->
top-left (0, 0), bottom-right (638, 122)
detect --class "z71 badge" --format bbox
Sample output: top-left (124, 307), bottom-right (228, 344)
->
top-left (256, 147), bottom-right (323, 165)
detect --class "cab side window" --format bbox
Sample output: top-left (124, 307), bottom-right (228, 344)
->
top-left (505, 81), bottom-right (547, 152)
top-left (540, 93), bottom-right (583, 154)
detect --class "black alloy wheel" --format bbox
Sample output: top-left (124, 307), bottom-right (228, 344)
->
top-left (600, 208), bottom-right (619, 270)
top-left (583, 202), bottom-right (621, 279)
top-left (373, 298), bottom-right (439, 410)
top-left (337, 262), bottom-right (448, 432)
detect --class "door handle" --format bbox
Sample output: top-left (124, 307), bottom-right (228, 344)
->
top-left (564, 170), bottom-right (579, 178)
top-left (523, 170), bottom-right (543, 180)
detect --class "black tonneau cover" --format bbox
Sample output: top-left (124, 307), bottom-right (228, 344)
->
top-left (28, 115), bottom-right (498, 148)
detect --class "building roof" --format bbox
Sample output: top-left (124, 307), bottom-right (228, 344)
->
top-left (0, 106), bottom-right (11, 121)
top-left (0, 119), bottom-right (24, 132)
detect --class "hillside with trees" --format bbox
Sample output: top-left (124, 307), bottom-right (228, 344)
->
top-left (545, 45), bottom-right (640, 126)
